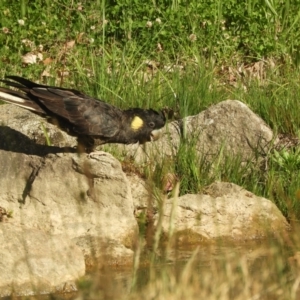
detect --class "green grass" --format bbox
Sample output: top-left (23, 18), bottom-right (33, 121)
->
top-left (1, 0), bottom-right (300, 299)
top-left (2, 0), bottom-right (300, 64)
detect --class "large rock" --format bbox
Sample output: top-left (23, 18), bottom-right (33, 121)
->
top-left (157, 182), bottom-right (289, 242)
top-left (0, 149), bottom-right (138, 297)
top-left (0, 223), bottom-right (85, 297)
top-left (0, 150), bottom-right (138, 257)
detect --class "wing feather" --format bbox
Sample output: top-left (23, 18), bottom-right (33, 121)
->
top-left (30, 87), bottom-right (122, 137)
top-left (1, 76), bottom-right (123, 138)
top-left (63, 96), bottom-right (122, 137)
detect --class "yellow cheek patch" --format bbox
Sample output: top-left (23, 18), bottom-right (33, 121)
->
top-left (131, 116), bottom-right (144, 131)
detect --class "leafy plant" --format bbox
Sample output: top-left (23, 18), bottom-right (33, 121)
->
top-left (272, 148), bottom-right (300, 174)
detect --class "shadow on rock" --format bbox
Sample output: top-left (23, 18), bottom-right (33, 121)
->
top-left (0, 125), bottom-right (75, 156)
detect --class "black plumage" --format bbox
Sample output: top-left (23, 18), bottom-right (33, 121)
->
top-left (0, 76), bottom-right (166, 152)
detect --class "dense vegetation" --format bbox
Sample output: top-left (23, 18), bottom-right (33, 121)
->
top-left (2, 0), bottom-right (300, 63)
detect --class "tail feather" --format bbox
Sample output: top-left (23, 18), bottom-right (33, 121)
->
top-left (0, 87), bottom-right (30, 99)
top-left (0, 87), bottom-right (45, 114)
top-left (4, 76), bottom-right (46, 89)
top-left (0, 79), bottom-right (30, 91)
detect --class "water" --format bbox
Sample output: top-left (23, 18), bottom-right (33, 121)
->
top-left (2, 238), bottom-right (298, 300)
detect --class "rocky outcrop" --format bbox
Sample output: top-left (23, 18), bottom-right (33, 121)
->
top-left (0, 149), bottom-right (138, 248)
top-left (0, 148), bottom-right (138, 296)
top-left (157, 182), bottom-right (290, 243)
top-left (0, 223), bottom-right (85, 297)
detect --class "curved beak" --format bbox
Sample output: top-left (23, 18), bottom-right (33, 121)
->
top-left (150, 128), bottom-right (164, 141)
